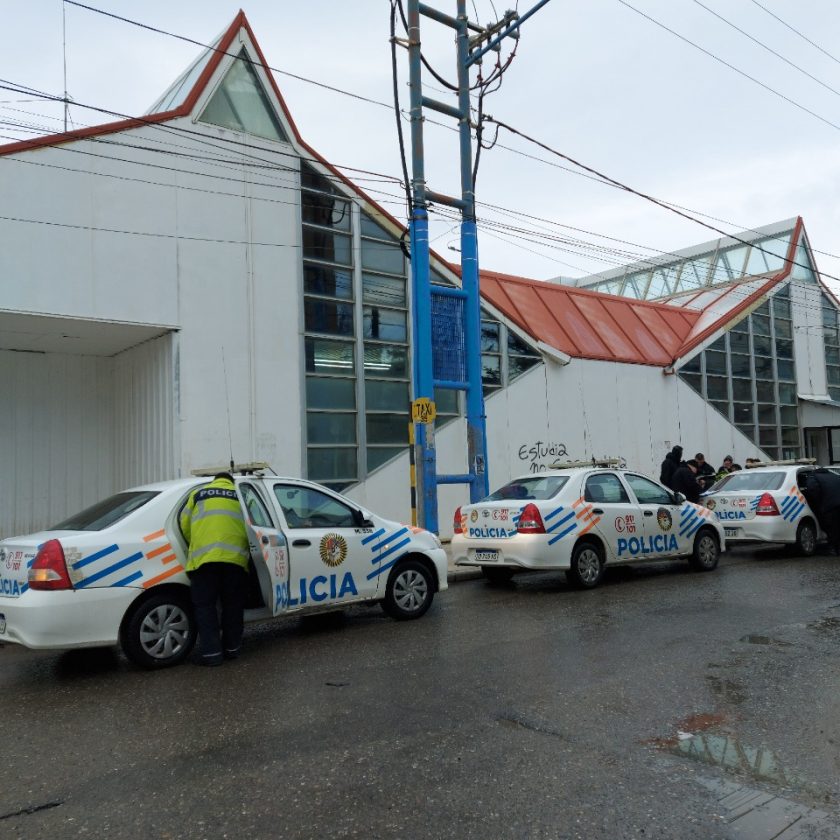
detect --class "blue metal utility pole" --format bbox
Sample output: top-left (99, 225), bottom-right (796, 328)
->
top-left (406, 0), bottom-right (552, 533)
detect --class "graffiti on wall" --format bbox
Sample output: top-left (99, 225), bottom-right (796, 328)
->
top-left (518, 441), bottom-right (570, 473)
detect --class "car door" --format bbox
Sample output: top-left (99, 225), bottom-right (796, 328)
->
top-left (622, 473), bottom-right (686, 558)
top-left (266, 481), bottom-right (376, 609)
top-left (237, 481), bottom-right (291, 617)
top-left (582, 472), bottom-right (636, 563)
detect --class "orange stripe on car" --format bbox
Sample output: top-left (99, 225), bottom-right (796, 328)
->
top-left (143, 529), bottom-right (166, 542)
top-left (145, 543), bottom-right (173, 559)
top-left (143, 565), bottom-right (185, 588)
top-left (160, 553), bottom-right (178, 565)
top-left (578, 519), bottom-right (599, 536)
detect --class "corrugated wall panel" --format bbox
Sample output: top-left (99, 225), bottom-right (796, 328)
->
top-left (113, 334), bottom-right (176, 489)
top-left (0, 350), bottom-right (115, 538)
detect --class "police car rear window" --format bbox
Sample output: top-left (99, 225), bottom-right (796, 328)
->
top-left (49, 491), bottom-right (160, 531)
top-left (715, 472), bottom-right (785, 492)
top-left (485, 476), bottom-right (569, 501)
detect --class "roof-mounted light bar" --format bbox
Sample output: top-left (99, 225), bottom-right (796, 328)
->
top-left (191, 462), bottom-right (273, 477)
top-left (744, 458), bottom-right (817, 469)
top-left (550, 457), bottom-right (624, 469)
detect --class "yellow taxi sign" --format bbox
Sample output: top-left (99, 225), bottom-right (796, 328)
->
top-left (411, 398), bottom-right (437, 424)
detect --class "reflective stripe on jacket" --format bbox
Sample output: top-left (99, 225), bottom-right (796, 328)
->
top-left (180, 477), bottom-right (250, 573)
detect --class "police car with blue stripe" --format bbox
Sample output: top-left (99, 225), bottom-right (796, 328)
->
top-left (452, 461), bottom-right (725, 588)
top-left (0, 464), bottom-right (447, 668)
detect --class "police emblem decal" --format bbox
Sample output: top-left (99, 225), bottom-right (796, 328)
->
top-left (319, 533), bottom-right (348, 568)
top-left (656, 508), bottom-right (673, 531)
top-left (470, 510), bottom-right (479, 523)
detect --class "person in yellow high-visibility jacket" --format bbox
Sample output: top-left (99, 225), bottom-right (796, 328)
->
top-left (180, 472), bottom-right (250, 666)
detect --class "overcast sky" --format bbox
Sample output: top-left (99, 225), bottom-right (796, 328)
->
top-left (3, 0), bottom-right (840, 287)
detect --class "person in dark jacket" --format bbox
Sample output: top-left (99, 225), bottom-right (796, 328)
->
top-left (802, 469), bottom-right (840, 555)
top-left (671, 459), bottom-right (701, 503)
top-left (694, 452), bottom-right (716, 491)
top-left (660, 445), bottom-right (684, 489)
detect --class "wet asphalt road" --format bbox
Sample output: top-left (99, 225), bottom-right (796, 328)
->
top-left (1, 546), bottom-right (840, 839)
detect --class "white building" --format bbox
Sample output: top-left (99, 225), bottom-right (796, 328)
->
top-left (2, 12), bottom-right (839, 538)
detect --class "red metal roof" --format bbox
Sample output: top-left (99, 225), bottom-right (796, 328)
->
top-left (477, 269), bottom-right (700, 366)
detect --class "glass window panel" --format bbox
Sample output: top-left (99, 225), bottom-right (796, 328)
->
top-left (434, 387), bottom-right (459, 414)
top-left (680, 257), bottom-right (712, 289)
top-left (625, 474), bottom-right (673, 505)
top-left (825, 325), bottom-right (839, 345)
top-left (625, 272), bottom-right (648, 298)
top-left (361, 239), bottom-right (405, 275)
top-left (790, 237), bottom-right (816, 283)
top-left (680, 373), bottom-right (702, 393)
top-left (305, 338), bottom-right (355, 374)
top-left (365, 379), bottom-right (409, 411)
top-left (756, 380), bottom-right (775, 402)
top-left (730, 354), bottom-right (751, 378)
top-left (780, 406), bottom-right (798, 425)
top-left (307, 412), bottom-right (356, 444)
top-left (301, 192), bottom-right (350, 231)
top-left (759, 427), bottom-right (779, 447)
top-left (304, 264), bottom-right (352, 300)
top-left (710, 400), bottom-right (729, 416)
top-left (732, 378), bottom-right (752, 401)
top-left (366, 413), bottom-right (408, 445)
top-left (585, 474), bottom-right (630, 504)
top-left (303, 227), bottom-right (352, 265)
top-left (706, 376), bottom-right (728, 400)
top-left (755, 302), bottom-right (770, 316)
top-left (752, 334), bottom-right (772, 356)
top-left (306, 376), bottom-right (356, 410)
top-left (731, 318), bottom-right (750, 335)
top-left (364, 344), bottom-right (408, 378)
top-left (274, 484), bottom-right (357, 528)
top-left (775, 339), bottom-right (794, 360)
top-left (774, 318), bottom-right (792, 339)
top-left (745, 234), bottom-right (790, 276)
top-left (718, 245), bottom-right (748, 280)
top-left (198, 51), bottom-right (288, 142)
top-left (822, 299), bottom-right (837, 326)
top-left (304, 298), bottom-right (354, 337)
top-left (709, 336), bottom-right (726, 353)
top-left (733, 403), bottom-right (753, 424)
top-left (781, 427), bottom-right (800, 446)
top-left (363, 273), bottom-right (405, 307)
top-left (360, 215), bottom-right (396, 241)
top-left (508, 332), bottom-right (539, 357)
top-left (301, 161), bottom-right (338, 195)
top-left (680, 356), bottom-right (701, 374)
top-left (645, 269), bottom-right (670, 297)
top-left (751, 314), bottom-right (771, 337)
top-left (729, 332), bottom-right (750, 354)
top-left (827, 347), bottom-right (840, 366)
top-left (240, 484), bottom-right (273, 528)
top-left (367, 447), bottom-right (404, 472)
top-left (737, 424), bottom-right (756, 441)
top-left (772, 295), bottom-right (791, 319)
top-left (306, 447), bottom-right (357, 482)
top-left (758, 405), bottom-right (778, 425)
top-left (482, 354), bottom-right (501, 385)
top-left (831, 386), bottom-right (840, 401)
top-left (363, 306), bottom-right (407, 342)
top-left (705, 351), bottom-right (727, 375)
top-left (777, 359), bottom-right (795, 381)
top-left (828, 366), bottom-right (840, 386)
top-left (778, 382), bottom-right (797, 404)
top-left (481, 321), bottom-right (500, 352)
top-left (754, 356), bottom-right (773, 379)
top-left (509, 355), bottom-right (541, 380)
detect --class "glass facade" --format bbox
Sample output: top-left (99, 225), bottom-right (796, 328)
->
top-left (822, 294), bottom-right (840, 401)
top-left (678, 286), bottom-right (799, 459)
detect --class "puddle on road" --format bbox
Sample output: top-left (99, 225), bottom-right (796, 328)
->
top-left (740, 634), bottom-right (793, 647)
top-left (808, 616), bottom-right (840, 636)
top-left (706, 676), bottom-right (747, 705)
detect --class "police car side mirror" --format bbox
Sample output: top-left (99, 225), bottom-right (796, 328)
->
top-left (673, 491), bottom-right (686, 504)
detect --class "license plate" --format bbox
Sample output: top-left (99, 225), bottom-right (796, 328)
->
top-left (0, 613), bottom-right (5, 634)
top-left (724, 528), bottom-right (737, 538)
top-left (475, 550), bottom-right (499, 563)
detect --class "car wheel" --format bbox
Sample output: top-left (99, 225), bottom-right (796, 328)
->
top-left (121, 591), bottom-right (196, 669)
top-left (690, 528), bottom-right (719, 571)
top-left (567, 541), bottom-right (605, 589)
top-left (481, 566), bottom-right (516, 585)
top-left (382, 559), bottom-right (434, 621)
top-left (795, 520), bottom-right (817, 557)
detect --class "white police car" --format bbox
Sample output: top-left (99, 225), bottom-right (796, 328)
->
top-left (702, 462), bottom-right (821, 554)
top-left (0, 466), bottom-right (447, 668)
top-left (451, 464), bottom-right (725, 588)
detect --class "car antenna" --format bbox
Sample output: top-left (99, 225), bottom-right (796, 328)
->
top-left (221, 345), bottom-right (235, 473)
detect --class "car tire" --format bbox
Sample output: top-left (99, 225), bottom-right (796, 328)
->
top-left (121, 591), bottom-right (196, 669)
top-left (481, 566), bottom-right (516, 585)
top-left (381, 559), bottom-right (435, 621)
top-left (795, 520), bottom-right (817, 557)
top-left (689, 528), bottom-right (719, 572)
top-left (567, 541), bottom-right (605, 589)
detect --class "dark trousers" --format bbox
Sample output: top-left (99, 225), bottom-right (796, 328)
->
top-left (823, 506), bottom-right (840, 552)
top-left (188, 562), bottom-right (248, 661)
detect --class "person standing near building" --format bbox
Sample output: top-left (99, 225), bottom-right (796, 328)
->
top-left (671, 459), bottom-right (702, 503)
top-left (694, 452), bottom-right (716, 491)
top-left (802, 469), bottom-right (840, 555)
top-left (180, 472), bottom-right (251, 665)
top-left (660, 445), bottom-right (684, 490)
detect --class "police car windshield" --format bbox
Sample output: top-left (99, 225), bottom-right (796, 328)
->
top-left (715, 472), bottom-right (785, 492)
top-left (49, 491), bottom-right (159, 531)
top-left (485, 476), bottom-right (569, 501)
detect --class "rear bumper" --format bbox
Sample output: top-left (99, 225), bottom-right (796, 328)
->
top-left (0, 586), bottom-right (140, 650)
top-left (451, 535), bottom-right (572, 570)
top-left (718, 518), bottom-right (801, 544)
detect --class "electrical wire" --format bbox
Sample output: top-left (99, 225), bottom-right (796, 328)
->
top-left (390, 0), bottom-right (413, 213)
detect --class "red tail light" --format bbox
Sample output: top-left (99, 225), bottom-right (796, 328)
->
top-left (453, 506), bottom-right (463, 535)
top-left (755, 493), bottom-right (780, 516)
top-left (28, 539), bottom-right (73, 591)
top-left (517, 503), bottom-right (546, 534)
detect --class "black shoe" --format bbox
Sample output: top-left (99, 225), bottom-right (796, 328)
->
top-left (193, 653), bottom-right (224, 667)
top-left (223, 648), bottom-right (240, 661)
